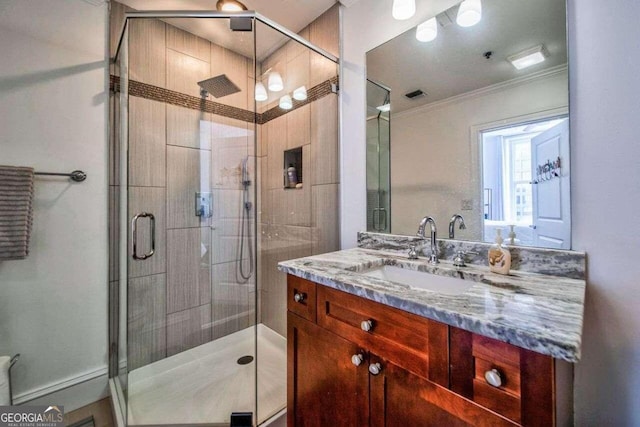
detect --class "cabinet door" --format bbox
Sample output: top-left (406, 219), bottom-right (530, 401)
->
top-left (288, 313), bottom-right (369, 427)
top-left (368, 355), bottom-right (519, 427)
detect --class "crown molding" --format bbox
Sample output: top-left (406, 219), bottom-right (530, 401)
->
top-left (394, 63), bottom-right (568, 119)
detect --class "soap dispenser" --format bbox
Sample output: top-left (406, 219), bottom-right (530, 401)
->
top-left (488, 228), bottom-right (511, 275)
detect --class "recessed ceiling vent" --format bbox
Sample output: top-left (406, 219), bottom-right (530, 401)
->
top-left (405, 89), bottom-right (426, 100)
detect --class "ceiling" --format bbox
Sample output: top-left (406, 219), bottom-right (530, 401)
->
top-left (367, 0), bottom-right (567, 114)
top-left (118, 0), bottom-right (336, 60)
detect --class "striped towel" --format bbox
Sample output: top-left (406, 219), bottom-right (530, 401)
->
top-left (0, 166), bottom-right (34, 260)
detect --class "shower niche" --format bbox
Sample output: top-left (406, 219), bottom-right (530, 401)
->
top-left (283, 147), bottom-right (303, 189)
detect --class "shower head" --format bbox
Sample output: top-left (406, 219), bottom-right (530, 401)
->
top-left (198, 74), bottom-right (241, 98)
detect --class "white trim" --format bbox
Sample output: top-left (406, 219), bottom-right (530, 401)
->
top-left (395, 64), bottom-right (568, 119)
top-left (13, 367), bottom-right (109, 412)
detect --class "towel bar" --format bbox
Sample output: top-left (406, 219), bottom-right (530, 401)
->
top-left (34, 170), bottom-right (86, 182)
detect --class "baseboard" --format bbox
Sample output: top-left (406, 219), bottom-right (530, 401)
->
top-left (13, 366), bottom-right (109, 412)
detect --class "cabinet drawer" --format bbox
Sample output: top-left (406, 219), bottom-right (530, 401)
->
top-left (316, 285), bottom-right (448, 384)
top-left (287, 275), bottom-right (316, 322)
top-left (451, 328), bottom-right (556, 426)
top-left (472, 334), bottom-right (522, 423)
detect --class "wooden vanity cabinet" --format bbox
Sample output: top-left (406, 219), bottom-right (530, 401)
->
top-left (287, 275), bottom-right (564, 427)
top-left (287, 313), bottom-right (369, 427)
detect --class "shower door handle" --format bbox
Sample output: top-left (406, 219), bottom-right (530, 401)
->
top-left (372, 207), bottom-right (387, 232)
top-left (378, 207), bottom-right (387, 231)
top-left (132, 212), bottom-right (155, 260)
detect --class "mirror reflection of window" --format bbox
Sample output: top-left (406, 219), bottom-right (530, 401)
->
top-left (481, 116), bottom-right (568, 246)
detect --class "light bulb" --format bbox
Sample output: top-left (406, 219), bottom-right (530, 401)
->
top-left (457, 0), bottom-right (482, 27)
top-left (392, 0), bottom-right (415, 20)
top-left (416, 17), bottom-right (438, 42)
top-left (268, 71), bottom-right (283, 92)
top-left (254, 82), bottom-right (268, 101)
top-left (216, 0), bottom-right (247, 12)
top-left (293, 86), bottom-right (307, 101)
top-left (279, 94), bottom-right (292, 110)
top-left (221, 3), bottom-right (243, 11)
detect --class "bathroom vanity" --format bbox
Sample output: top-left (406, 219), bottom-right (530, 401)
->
top-left (279, 233), bottom-right (585, 426)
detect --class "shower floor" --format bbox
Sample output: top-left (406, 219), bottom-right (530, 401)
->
top-left (127, 324), bottom-right (286, 426)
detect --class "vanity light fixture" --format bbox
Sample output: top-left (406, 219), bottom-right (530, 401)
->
top-left (376, 103), bottom-right (391, 112)
top-left (392, 0), bottom-right (416, 20)
top-left (268, 71), bottom-right (284, 92)
top-left (279, 94), bottom-right (293, 110)
top-left (507, 45), bottom-right (549, 70)
top-left (456, 0), bottom-right (482, 27)
top-left (416, 17), bottom-right (438, 42)
top-left (216, 0), bottom-right (247, 11)
top-left (293, 86), bottom-right (307, 101)
top-left (254, 82), bottom-right (268, 102)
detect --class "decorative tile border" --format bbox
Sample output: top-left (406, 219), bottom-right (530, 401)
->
top-left (357, 231), bottom-right (587, 280)
top-left (109, 75), bottom-right (338, 125)
top-left (260, 77), bottom-right (338, 123)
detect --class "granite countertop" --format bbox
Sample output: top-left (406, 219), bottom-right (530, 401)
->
top-left (278, 248), bottom-right (586, 363)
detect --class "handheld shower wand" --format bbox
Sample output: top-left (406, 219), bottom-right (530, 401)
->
top-left (237, 156), bottom-right (254, 283)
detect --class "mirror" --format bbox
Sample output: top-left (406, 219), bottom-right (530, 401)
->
top-left (366, 0), bottom-right (570, 249)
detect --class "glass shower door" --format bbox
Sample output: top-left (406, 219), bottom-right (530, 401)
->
top-left (118, 14), bottom-right (258, 426)
top-left (366, 80), bottom-right (391, 233)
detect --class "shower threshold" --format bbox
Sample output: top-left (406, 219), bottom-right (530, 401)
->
top-left (127, 324), bottom-right (286, 426)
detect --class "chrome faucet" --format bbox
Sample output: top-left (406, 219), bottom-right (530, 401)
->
top-left (449, 214), bottom-right (466, 239)
top-left (417, 216), bottom-right (439, 264)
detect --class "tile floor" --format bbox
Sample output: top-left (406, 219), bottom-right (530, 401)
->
top-left (64, 397), bottom-right (114, 427)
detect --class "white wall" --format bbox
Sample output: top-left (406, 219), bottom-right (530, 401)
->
top-left (0, 0), bottom-right (109, 410)
top-left (570, 0), bottom-right (640, 425)
top-left (342, 0), bottom-right (640, 424)
top-left (391, 69), bottom-right (568, 237)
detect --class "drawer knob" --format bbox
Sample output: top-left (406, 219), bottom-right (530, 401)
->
top-left (351, 354), bottom-right (364, 367)
top-left (484, 368), bottom-right (503, 388)
top-left (293, 292), bottom-right (306, 303)
top-left (360, 319), bottom-right (374, 332)
top-left (369, 362), bottom-right (382, 376)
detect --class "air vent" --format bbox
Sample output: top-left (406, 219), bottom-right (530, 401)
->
top-left (405, 89), bottom-right (426, 100)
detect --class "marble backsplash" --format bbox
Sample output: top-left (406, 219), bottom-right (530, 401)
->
top-left (358, 231), bottom-right (586, 280)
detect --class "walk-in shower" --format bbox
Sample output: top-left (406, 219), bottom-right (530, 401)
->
top-left (109, 4), bottom-right (339, 426)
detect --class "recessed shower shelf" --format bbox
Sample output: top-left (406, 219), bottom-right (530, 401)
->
top-left (283, 147), bottom-right (303, 189)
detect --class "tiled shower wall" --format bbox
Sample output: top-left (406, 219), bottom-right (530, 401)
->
top-left (258, 5), bottom-right (340, 336)
top-left (109, 3), bottom-right (339, 370)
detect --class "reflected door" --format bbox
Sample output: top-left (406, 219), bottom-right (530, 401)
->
top-left (531, 119), bottom-right (570, 249)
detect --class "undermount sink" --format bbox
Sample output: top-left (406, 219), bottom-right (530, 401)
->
top-left (361, 265), bottom-right (474, 295)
